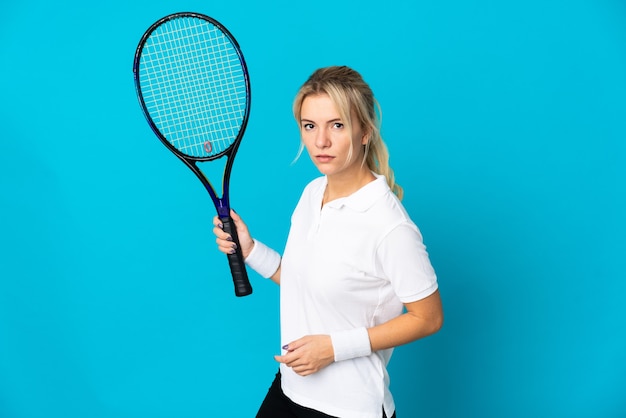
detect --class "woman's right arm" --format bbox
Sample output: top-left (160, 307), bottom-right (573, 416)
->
top-left (212, 210), bottom-right (281, 285)
top-left (268, 265), bottom-right (281, 285)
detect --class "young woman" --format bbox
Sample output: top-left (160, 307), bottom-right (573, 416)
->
top-left (213, 66), bottom-right (443, 418)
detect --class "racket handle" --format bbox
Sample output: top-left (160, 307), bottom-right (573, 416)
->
top-left (221, 216), bottom-right (253, 297)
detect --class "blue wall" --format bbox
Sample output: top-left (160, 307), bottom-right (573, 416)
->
top-left (1, 1), bottom-right (624, 417)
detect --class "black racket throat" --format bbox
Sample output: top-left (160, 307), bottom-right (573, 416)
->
top-left (181, 156), bottom-right (233, 218)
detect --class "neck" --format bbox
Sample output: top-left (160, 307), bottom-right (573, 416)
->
top-left (323, 168), bottom-right (376, 205)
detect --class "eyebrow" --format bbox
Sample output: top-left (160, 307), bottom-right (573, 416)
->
top-left (300, 118), bottom-right (343, 124)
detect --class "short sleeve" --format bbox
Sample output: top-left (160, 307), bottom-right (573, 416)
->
top-left (375, 223), bottom-right (438, 303)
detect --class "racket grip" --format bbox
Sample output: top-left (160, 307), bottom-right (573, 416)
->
top-left (221, 216), bottom-right (253, 297)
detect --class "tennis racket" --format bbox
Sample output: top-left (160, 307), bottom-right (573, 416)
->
top-left (133, 12), bottom-right (252, 297)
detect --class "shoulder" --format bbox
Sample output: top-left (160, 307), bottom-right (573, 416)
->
top-left (297, 176), bottom-right (326, 205)
top-left (360, 179), bottom-right (428, 249)
top-left (345, 178), bottom-right (422, 248)
top-left (366, 179), bottom-right (414, 228)
top-left (302, 176), bottom-right (327, 196)
top-left (290, 176), bottom-right (325, 219)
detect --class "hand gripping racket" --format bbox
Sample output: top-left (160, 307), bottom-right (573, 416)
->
top-left (133, 12), bottom-right (252, 297)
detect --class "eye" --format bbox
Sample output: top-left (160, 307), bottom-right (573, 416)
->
top-left (333, 122), bottom-right (344, 129)
top-left (302, 123), bottom-right (315, 130)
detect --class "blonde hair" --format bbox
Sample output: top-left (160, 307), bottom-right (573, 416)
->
top-left (293, 66), bottom-right (403, 199)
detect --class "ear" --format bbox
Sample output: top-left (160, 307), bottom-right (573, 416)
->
top-left (361, 130), bottom-right (371, 145)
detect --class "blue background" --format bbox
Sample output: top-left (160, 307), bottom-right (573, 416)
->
top-left (1, 0), bottom-right (625, 417)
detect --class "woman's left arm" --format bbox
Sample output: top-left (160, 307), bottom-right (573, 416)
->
top-left (276, 291), bottom-right (443, 376)
top-left (368, 289), bottom-right (444, 351)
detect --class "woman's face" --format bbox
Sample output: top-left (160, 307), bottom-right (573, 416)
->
top-left (299, 94), bottom-right (368, 180)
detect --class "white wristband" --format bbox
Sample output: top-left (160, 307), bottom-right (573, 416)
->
top-left (330, 327), bottom-right (372, 362)
top-left (244, 239), bottom-right (281, 279)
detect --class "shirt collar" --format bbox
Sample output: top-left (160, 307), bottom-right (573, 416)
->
top-left (320, 173), bottom-right (390, 212)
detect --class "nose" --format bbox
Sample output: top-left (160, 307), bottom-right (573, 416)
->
top-left (315, 128), bottom-right (331, 149)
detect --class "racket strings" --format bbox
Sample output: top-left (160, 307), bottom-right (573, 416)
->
top-left (150, 20), bottom-right (243, 153)
top-left (150, 21), bottom-right (243, 150)
top-left (138, 16), bottom-right (247, 158)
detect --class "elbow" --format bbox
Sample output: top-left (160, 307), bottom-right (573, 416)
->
top-left (427, 291), bottom-right (444, 335)
top-left (412, 309), bottom-right (444, 339)
top-left (405, 290), bottom-right (444, 339)
top-left (430, 310), bottom-right (444, 335)
top-left (423, 306), bottom-right (444, 337)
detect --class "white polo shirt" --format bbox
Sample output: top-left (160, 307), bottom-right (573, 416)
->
top-left (279, 174), bottom-right (438, 418)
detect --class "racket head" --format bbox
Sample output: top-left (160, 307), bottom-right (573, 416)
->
top-left (133, 12), bottom-right (251, 162)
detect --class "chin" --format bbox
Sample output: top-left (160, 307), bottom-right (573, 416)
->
top-left (314, 166), bottom-right (336, 176)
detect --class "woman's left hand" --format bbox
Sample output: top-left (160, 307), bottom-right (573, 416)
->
top-left (274, 335), bottom-right (334, 376)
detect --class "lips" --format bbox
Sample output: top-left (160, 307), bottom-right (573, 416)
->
top-left (316, 155), bottom-right (334, 163)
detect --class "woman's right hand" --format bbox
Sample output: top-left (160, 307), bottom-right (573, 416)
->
top-left (212, 209), bottom-right (255, 259)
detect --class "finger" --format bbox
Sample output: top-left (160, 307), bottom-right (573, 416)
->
top-left (213, 226), bottom-right (230, 239)
top-left (227, 209), bottom-right (243, 229)
top-left (230, 209), bottom-right (242, 222)
top-left (225, 210), bottom-right (255, 257)
top-left (294, 366), bottom-right (310, 376)
top-left (217, 240), bottom-right (237, 254)
top-left (283, 338), bottom-right (304, 352)
top-left (214, 232), bottom-right (235, 253)
top-left (275, 352), bottom-right (301, 366)
top-left (293, 364), bottom-right (314, 376)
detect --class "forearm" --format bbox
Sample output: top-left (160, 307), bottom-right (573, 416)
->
top-left (329, 290), bottom-right (443, 364)
top-left (268, 264), bottom-right (281, 285)
top-left (368, 290), bottom-right (443, 352)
